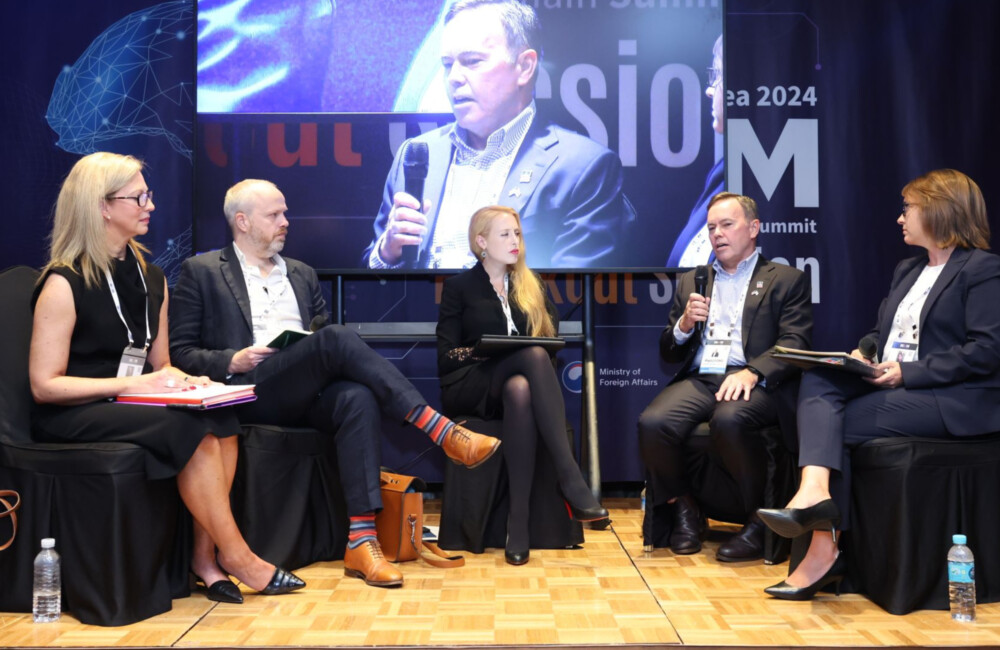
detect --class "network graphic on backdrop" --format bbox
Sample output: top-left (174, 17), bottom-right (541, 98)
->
top-left (46, 0), bottom-right (194, 160)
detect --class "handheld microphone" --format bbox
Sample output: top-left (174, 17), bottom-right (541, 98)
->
top-left (858, 335), bottom-right (878, 362)
top-left (693, 265), bottom-right (709, 336)
top-left (309, 315), bottom-right (330, 332)
top-left (401, 141), bottom-right (429, 267)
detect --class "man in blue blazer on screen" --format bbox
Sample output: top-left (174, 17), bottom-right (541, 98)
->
top-left (170, 179), bottom-right (501, 589)
top-left (362, 0), bottom-right (635, 270)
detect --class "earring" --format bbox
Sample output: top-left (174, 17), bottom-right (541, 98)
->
top-left (481, 250), bottom-right (487, 259)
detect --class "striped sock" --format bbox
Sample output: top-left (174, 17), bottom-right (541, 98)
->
top-left (347, 513), bottom-right (377, 549)
top-left (405, 405), bottom-right (456, 446)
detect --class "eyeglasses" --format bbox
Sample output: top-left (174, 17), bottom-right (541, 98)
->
top-left (707, 67), bottom-right (723, 88)
top-left (900, 201), bottom-right (914, 215)
top-left (107, 190), bottom-right (154, 207)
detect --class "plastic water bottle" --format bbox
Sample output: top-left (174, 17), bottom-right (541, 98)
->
top-left (948, 534), bottom-right (975, 622)
top-left (32, 538), bottom-right (61, 623)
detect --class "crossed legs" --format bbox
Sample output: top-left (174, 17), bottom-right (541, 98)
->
top-left (178, 434), bottom-right (277, 592)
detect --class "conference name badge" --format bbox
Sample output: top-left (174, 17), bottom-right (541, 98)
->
top-left (699, 339), bottom-right (731, 375)
top-left (889, 340), bottom-right (918, 363)
top-left (117, 346), bottom-right (148, 378)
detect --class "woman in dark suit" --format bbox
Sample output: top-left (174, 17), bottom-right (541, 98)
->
top-left (436, 205), bottom-right (609, 565)
top-left (758, 169), bottom-right (1000, 600)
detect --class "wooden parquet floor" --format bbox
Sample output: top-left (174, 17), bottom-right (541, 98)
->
top-left (3, 499), bottom-right (1000, 648)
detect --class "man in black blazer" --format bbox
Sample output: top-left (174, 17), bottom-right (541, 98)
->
top-left (169, 179), bottom-right (500, 588)
top-left (638, 192), bottom-right (813, 561)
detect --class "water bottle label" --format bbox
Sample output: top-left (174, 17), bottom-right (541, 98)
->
top-left (948, 561), bottom-right (974, 584)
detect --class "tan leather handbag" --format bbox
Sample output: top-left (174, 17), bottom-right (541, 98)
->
top-left (0, 489), bottom-right (21, 551)
top-left (375, 471), bottom-right (463, 568)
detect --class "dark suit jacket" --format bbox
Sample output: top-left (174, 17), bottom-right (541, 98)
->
top-left (867, 247), bottom-right (1000, 436)
top-left (364, 118), bottom-right (635, 269)
top-left (169, 244), bottom-right (326, 382)
top-left (436, 262), bottom-right (558, 413)
top-left (661, 256), bottom-right (813, 390)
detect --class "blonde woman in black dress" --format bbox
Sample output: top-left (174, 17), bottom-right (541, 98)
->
top-left (30, 152), bottom-right (303, 603)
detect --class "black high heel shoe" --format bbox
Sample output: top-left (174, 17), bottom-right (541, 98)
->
top-left (764, 552), bottom-right (846, 601)
top-left (505, 515), bottom-right (530, 566)
top-left (757, 498), bottom-right (841, 542)
top-left (564, 501), bottom-right (611, 529)
top-left (189, 571), bottom-right (244, 604)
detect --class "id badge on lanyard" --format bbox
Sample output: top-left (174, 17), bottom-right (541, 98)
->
top-left (699, 339), bottom-right (732, 375)
top-left (889, 340), bottom-right (918, 363)
top-left (105, 258), bottom-right (152, 378)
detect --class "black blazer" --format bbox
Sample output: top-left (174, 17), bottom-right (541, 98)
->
top-left (660, 256), bottom-right (813, 389)
top-left (169, 244), bottom-right (326, 382)
top-left (867, 247), bottom-right (1000, 436)
top-left (437, 262), bottom-right (558, 392)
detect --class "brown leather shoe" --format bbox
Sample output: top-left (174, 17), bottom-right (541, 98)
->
top-left (441, 424), bottom-right (501, 468)
top-left (343, 539), bottom-right (403, 588)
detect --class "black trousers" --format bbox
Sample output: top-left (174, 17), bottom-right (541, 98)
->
top-left (796, 367), bottom-right (949, 529)
top-left (233, 325), bottom-right (426, 515)
top-left (638, 369), bottom-right (777, 514)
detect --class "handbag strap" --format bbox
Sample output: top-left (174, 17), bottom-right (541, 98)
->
top-left (0, 490), bottom-right (21, 552)
top-left (419, 541), bottom-right (465, 568)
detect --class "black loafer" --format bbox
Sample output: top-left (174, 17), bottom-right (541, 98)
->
top-left (260, 567), bottom-right (306, 595)
top-left (716, 515), bottom-right (765, 562)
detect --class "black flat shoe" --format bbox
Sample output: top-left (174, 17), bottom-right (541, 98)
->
top-left (190, 572), bottom-right (244, 604)
top-left (505, 548), bottom-right (530, 566)
top-left (260, 567), bottom-right (306, 595)
top-left (764, 552), bottom-right (846, 601)
top-left (757, 498), bottom-right (841, 541)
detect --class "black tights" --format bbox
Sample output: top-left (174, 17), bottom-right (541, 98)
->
top-left (488, 346), bottom-right (598, 550)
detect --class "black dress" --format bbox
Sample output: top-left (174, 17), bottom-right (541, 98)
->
top-left (31, 249), bottom-right (241, 480)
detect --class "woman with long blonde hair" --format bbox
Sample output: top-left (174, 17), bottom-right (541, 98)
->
top-left (436, 206), bottom-right (608, 565)
top-left (31, 152), bottom-right (304, 604)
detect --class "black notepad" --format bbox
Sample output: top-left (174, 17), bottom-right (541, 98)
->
top-left (771, 346), bottom-right (880, 378)
top-left (473, 335), bottom-right (565, 357)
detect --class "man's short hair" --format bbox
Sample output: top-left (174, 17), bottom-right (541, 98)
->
top-left (224, 179), bottom-right (280, 228)
top-left (445, 0), bottom-right (542, 59)
top-left (708, 192), bottom-right (758, 223)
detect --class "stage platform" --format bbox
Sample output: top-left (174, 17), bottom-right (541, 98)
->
top-left (2, 499), bottom-right (998, 649)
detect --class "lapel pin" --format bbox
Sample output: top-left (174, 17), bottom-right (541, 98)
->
top-left (519, 170), bottom-right (532, 183)
top-left (509, 187), bottom-right (522, 198)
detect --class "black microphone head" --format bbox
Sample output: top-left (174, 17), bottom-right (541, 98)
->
top-left (694, 265), bottom-right (709, 294)
top-left (859, 335), bottom-right (878, 360)
top-left (402, 141), bottom-right (428, 179)
top-left (309, 314), bottom-right (330, 332)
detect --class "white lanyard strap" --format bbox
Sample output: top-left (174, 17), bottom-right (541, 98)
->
top-left (104, 254), bottom-right (151, 351)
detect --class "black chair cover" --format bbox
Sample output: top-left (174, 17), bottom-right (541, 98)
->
top-left (0, 266), bottom-right (188, 626)
top-left (232, 425), bottom-right (348, 569)
top-left (847, 435), bottom-right (1000, 614)
top-left (438, 418), bottom-right (584, 553)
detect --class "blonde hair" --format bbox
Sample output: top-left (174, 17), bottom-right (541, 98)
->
top-left (468, 206), bottom-right (555, 337)
top-left (43, 152), bottom-right (149, 289)
top-left (902, 169), bottom-right (990, 250)
top-left (224, 179), bottom-right (281, 230)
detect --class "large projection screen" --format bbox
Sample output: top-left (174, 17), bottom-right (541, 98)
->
top-left (195, 0), bottom-right (723, 273)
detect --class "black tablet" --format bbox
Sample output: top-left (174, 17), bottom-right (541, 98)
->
top-left (473, 335), bottom-right (566, 357)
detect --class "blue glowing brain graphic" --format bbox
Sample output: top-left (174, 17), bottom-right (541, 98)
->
top-left (46, 1), bottom-right (193, 159)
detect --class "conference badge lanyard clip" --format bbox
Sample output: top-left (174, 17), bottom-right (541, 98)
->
top-left (105, 258), bottom-right (152, 378)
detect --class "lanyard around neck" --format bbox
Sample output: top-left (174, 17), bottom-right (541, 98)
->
top-left (104, 253), bottom-right (151, 351)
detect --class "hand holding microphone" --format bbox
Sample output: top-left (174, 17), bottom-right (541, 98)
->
top-left (680, 265), bottom-right (711, 335)
top-left (388, 142), bottom-right (429, 267)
